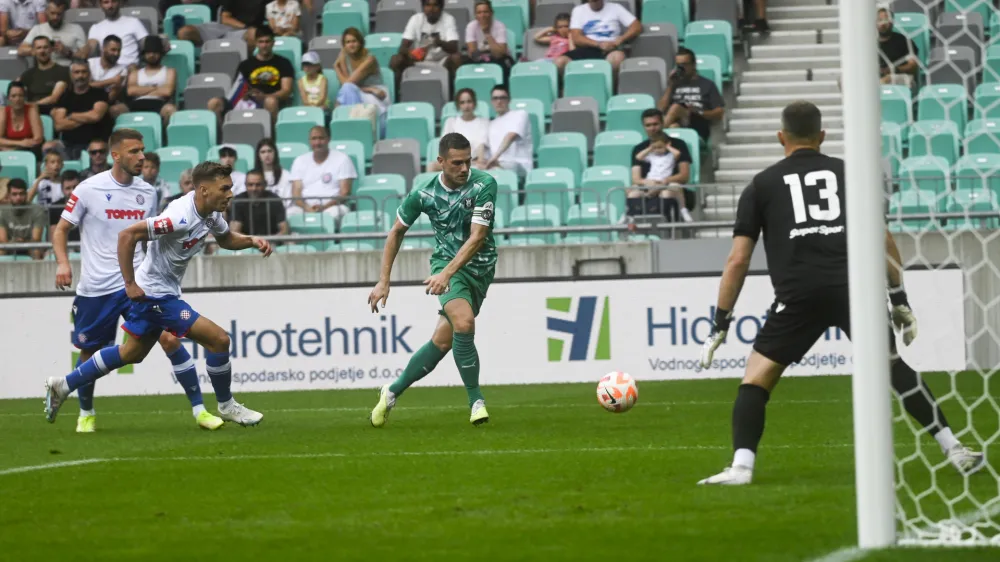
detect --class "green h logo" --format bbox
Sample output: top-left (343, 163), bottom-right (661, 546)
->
top-left (546, 296), bottom-right (611, 362)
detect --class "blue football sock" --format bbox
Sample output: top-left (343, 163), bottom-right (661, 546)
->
top-left (74, 356), bottom-right (96, 413)
top-left (205, 351), bottom-right (232, 403)
top-left (66, 347), bottom-right (124, 392)
top-left (168, 346), bottom-right (203, 407)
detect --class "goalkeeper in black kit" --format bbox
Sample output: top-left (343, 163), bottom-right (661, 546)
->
top-left (697, 101), bottom-right (985, 485)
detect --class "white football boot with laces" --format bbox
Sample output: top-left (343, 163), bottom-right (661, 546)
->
top-left (218, 400), bottom-right (263, 427)
top-left (697, 465), bottom-right (754, 486)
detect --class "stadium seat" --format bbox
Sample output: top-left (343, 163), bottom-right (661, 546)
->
top-left (581, 165), bottom-right (630, 213)
top-left (898, 155), bottom-right (951, 195)
top-left (375, 0), bottom-right (419, 33)
top-left (164, 4), bottom-right (211, 38)
top-left (696, 0), bottom-right (739, 29)
top-left (632, 23), bottom-right (679, 69)
top-left (524, 167), bottom-right (574, 220)
top-left (200, 39), bottom-right (247, 80)
top-left (323, 0), bottom-right (369, 36)
top-left (944, 0), bottom-right (994, 32)
top-left (0, 151), bottom-right (36, 185)
top-left (184, 73), bottom-right (231, 111)
top-left (537, 132), bottom-right (587, 186)
top-left (276, 106), bottom-right (326, 145)
top-left (563, 60), bottom-right (612, 115)
top-left (400, 65), bottom-right (449, 116)
top-left (964, 119), bottom-right (1000, 154)
top-left (64, 8), bottom-right (102, 35)
top-left (223, 109), bottom-right (272, 148)
top-left (882, 122), bottom-right (904, 178)
top-left (593, 130), bottom-right (643, 168)
top-left (455, 64), bottom-right (504, 108)
top-left (521, 27), bottom-right (551, 62)
top-left (272, 37), bottom-right (303, 69)
top-left (493, 0), bottom-right (526, 54)
top-left (166, 111), bottom-right (217, 160)
top-left (685, 20), bottom-right (733, 80)
top-left (115, 113), bottom-right (162, 151)
top-left (165, 40), bottom-right (195, 104)
top-left (382, 67), bottom-right (396, 103)
top-left (642, 0), bottom-right (687, 42)
top-left (534, 1), bottom-right (574, 30)
top-left (288, 212), bottom-right (336, 251)
top-left (411, 171), bottom-right (437, 190)
top-left (696, 54), bottom-right (724, 94)
top-left (928, 46), bottom-right (976, 99)
top-left (339, 210), bottom-right (387, 251)
top-left (888, 189), bottom-right (939, 232)
top-left (509, 61), bottom-right (558, 117)
top-left (551, 97), bottom-right (600, 151)
top-left (984, 44), bottom-right (1000, 84)
top-left (310, 36), bottom-right (342, 68)
top-left (0, 47), bottom-right (25, 81)
top-left (507, 203), bottom-right (561, 244)
top-left (291, 68), bottom-right (340, 106)
top-left (893, 12), bottom-right (930, 67)
top-left (936, 12), bottom-right (984, 69)
top-left (484, 168), bottom-right (520, 216)
top-left (330, 106), bottom-right (377, 161)
top-left (366, 33), bottom-right (403, 68)
top-left (208, 143), bottom-right (254, 172)
top-left (565, 202), bottom-right (614, 242)
top-left (955, 153), bottom-right (1000, 197)
top-left (943, 187), bottom-right (1000, 229)
top-left (446, 0), bottom-right (473, 37)
top-left (974, 83), bottom-right (1000, 119)
top-left (355, 174), bottom-right (407, 217)
top-left (385, 102), bottom-right (436, 151)
top-left (916, 84), bottom-right (968, 136)
top-left (667, 128), bottom-right (701, 185)
top-left (509, 98), bottom-right (544, 153)
top-left (907, 120), bottom-right (960, 166)
top-left (372, 139), bottom-right (421, 187)
top-left (440, 100), bottom-right (490, 128)
top-left (330, 140), bottom-right (367, 178)
top-left (40, 114), bottom-right (52, 141)
top-left (425, 136), bottom-right (440, 166)
top-left (124, 6), bottom-right (158, 35)
top-left (880, 85), bottom-right (913, 132)
top-left (605, 95), bottom-right (656, 138)
top-left (278, 142), bottom-right (309, 170)
top-left (617, 58), bottom-right (667, 101)
top-left (154, 146), bottom-right (199, 184)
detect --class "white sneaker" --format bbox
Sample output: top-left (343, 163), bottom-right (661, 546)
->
top-left (697, 465), bottom-right (753, 486)
top-left (948, 445), bottom-right (986, 475)
top-left (218, 400), bottom-right (263, 427)
top-left (370, 385), bottom-right (396, 428)
top-left (680, 207), bottom-right (694, 223)
top-left (44, 377), bottom-right (70, 423)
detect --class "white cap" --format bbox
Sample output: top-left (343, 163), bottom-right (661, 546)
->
top-left (302, 51), bottom-right (321, 66)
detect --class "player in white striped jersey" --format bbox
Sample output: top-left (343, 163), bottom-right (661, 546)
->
top-left (46, 161), bottom-right (272, 427)
top-left (49, 129), bottom-right (224, 432)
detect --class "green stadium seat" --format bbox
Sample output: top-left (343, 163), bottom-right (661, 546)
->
top-left (594, 131), bottom-right (643, 168)
top-left (943, 188), bottom-right (1000, 229)
top-left (292, 69), bottom-right (340, 106)
top-left (881, 85), bottom-right (913, 137)
top-left (964, 119), bottom-right (1000, 154)
top-left (524, 167), bottom-right (574, 221)
top-left (287, 212), bottom-right (336, 251)
top-left (154, 146), bottom-right (199, 184)
top-left (339, 210), bottom-right (387, 251)
top-left (425, 136), bottom-right (439, 166)
top-left (564, 60), bottom-right (612, 115)
top-left (898, 155), bottom-right (950, 195)
top-left (484, 168), bottom-right (519, 217)
top-left (455, 64), bottom-right (504, 109)
top-left (509, 98), bottom-right (544, 153)
top-left (643, 0), bottom-right (687, 41)
top-left (62, 159), bottom-right (82, 173)
top-left (323, 0), bottom-right (369, 36)
top-left (164, 40), bottom-right (195, 104)
top-left (207, 143), bottom-right (254, 172)
top-left (537, 132), bottom-right (587, 186)
top-left (565, 202), bottom-right (614, 242)
top-left (605, 94), bottom-right (656, 137)
top-left (907, 120), bottom-right (960, 166)
top-left (355, 173), bottom-right (407, 216)
top-left (985, 43), bottom-right (1000, 84)
top-left (916, 84), bottom-right (967, 135)
top-left (887, 189), bottom-right (939, 232)
top-left (331, 106), bottom-right (377, 161)
top-left (386, 102), bottom-right (435, 151)
top-left (440, 100), bottom-right (490, 128)
top-left (666, 128), bottom-right (701, 185)
top-left (508, 203), bottom-right (561, 244)
top-left (166, 110), bottom-right (216, 160)
top-left (277, 142), bottom-right (309, 170)
top-left (276, 106), bottom-right (326, 145)
top-left (330, 139), bottom-right (366, 178)
top-left (115, 112), bottom-right (162, 150)
top-left (382, 67), bottom-right (395, 103)
top-left (882, 122), bottom-right (903, 178)
top-left (492, 0), bottom-right (525, 54)
top-left (164, 4), bottom-right (211, 38)
top-left (271, 37), bottom-right (303, 69)
top-left (893, 13), bottom-right (930, 67)
top-left (974, 82), bottom-right (1000, 119)
top-left (411, 171), bottom-right (437, 189)
top-left (685, 21), bottom-right (733, 80)
top-left (955, 153), bottom-right (1000, 197)
top-left (695, 54), bottom-right (723, 93)
top-left (510, 62), bottom-right (558, 117)
top-left (945, 0), bottom-right (995, 28)
top-left (367, 33), bottom-right (403, 68)
top-left (41, 114), bottom-right (52, 141)
top-left (0, 151), bottom-right (36, 185)
top-left (581, 165), bottom-right (630, 214)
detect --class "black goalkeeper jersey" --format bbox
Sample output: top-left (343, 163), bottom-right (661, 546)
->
top-left (733, 148), bottom-right (849, 302)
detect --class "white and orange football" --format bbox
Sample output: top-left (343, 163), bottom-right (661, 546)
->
top-left (597, 371), bottom-right (638, 413)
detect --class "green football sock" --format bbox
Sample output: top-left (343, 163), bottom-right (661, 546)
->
top-left (389, 340), bottom-right (447, 396)
top-left (452, 332), bottom-right (484, 407)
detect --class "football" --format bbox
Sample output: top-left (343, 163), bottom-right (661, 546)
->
top-left (597, 371), bottom-right (638, 413)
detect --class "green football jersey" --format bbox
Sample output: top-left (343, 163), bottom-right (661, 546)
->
top-left (397, 169), bottom-right (498, 277)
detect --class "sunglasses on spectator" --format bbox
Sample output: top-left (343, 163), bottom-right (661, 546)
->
top-left (491, 95), bottom-right (509, 101)
top-left (89, 148), bottom-right (107, 154)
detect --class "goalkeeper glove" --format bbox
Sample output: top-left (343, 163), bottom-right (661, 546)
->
top-left (889, 285), bottom-right (918, 346)
top-left (700, 308), bottom-right (734, 368)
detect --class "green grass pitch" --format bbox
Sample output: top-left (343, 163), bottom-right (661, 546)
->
top-left (1, 374), bottom-right (998, 561)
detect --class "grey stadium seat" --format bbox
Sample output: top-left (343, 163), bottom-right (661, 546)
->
top-left (928, 45), bottom-right (977, 98)
top-left (184, 73), bottom-right (231, 111)
top-left (617, 57), bottom-right (667, 100)
top-left (632, 23), bottom-right (678, 69)
top-left (64, 8), bottom-right (104, 35)
top-left (522, 27), bottom-right (551, 62)
top-left (609, 0), bottom-right (636, 19)
top-left (372, 139), bottom-right (420, 187)
top-left (310, 36), bottom-right (342, 68)
top-left (200, 39), bottom-right (247, 80)
top-left (936, 12), bottom-right (984, 69)
top-left (444, 0), bottom-right (471, 45)
top-left (400, 65), bottom-right (449, 116)
top-left (695, 0), bottom-right (739, 32)
top-left (0, 47), bottom-right (26, 81)
top-left (891, 0), bottom-right (939, 18)
top-left (123, 6), bottom-right (159, 35)
top-left (551, 97), bottom-right (600, 151)
top-left (534, 0), bottom-right (575, 28)
top-left (223, 109), bottom-right (272, 148)
top-left (375, 0), bottom-right (419, 33)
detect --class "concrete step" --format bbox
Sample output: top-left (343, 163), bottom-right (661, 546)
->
top-left (730, 105), bottom-right (843, 119)
top-left (705, 193), bottom-right (741, 208)
top-left (739, 80), bottom-right (839, 96)
top-left (734, 92), bottom-right (843, 108)
top-left (769, 17), bottom-right (839, 32)
top-left (726, 128), bottom-right (845, 143)
top-left (739, 68), bottom-right (842, 83)
top-left (754, 29), bottom-right (841, 46)
top-left (702, 206), bottom-right (739, 221)
top-left (752, 44), bottom-right (841, 60)
top-left (748, 55), bottom-right (842, 71)
top-left (768, 0), bottom-right (835, 8)
top-left (767, 5), bottom-right (840, 18)
top-left (719, 140), bottom-right (845, 158)
top-left (698, 183), bottom-right (748, 196)
top-left (719, 156), bottom-right (783, 170)
top-left (694, 229), bottom-right (730, 238)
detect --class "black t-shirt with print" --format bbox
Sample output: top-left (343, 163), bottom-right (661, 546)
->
top-left (238, 54), bottom-right (295, 95)
top-left (222, 0), bottom-right (267, 27)
top-left (669, 75), bottom-right (724, 140)
top-left (878, 31), bottom-right (917, 69)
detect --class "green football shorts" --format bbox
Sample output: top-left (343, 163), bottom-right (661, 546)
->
top-left (431, 259), bottom-right (494, 318)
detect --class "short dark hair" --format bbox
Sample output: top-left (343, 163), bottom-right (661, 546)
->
top-left (641, 108), bottom-right (663, 122)
top-left (109, 128), bottom-right (144, 149)
top-left (32, 35), bottom-right (51, 46)
top-left (8, 178), bottom-right (28, 192)
top-left (218, 146), bottom-right (238, 159)
top-left (70, 58), bottom-right (89, 69)
top-left (6, 81), bottom-right (24, 96)
top-left (61, 170), bottom-right (80, 183)
top-left (474, 0), bottom-right (492, 11)
top-left (103, 34), bottom-right (122, 48)
top-left (43, 149), bottom-right (63, 162)
top-left (781, 101), bottom-right (823, 142)
top-left (421, 0), bottom-right (442, 6)
top-left (491, 84), bottom-right (509, 97)
top-left (554, 12), bottom-right (570, 23)
top-left (676, 47), bottom-right (695, 63)
top-left (255, 25), bottom-right (275, 40)
top-left (192, 161), bottom-right (233, 186)
top-left (309, 125), bottom-right (330, 139)
top-left (48, 0), bottom-right (69, 9)
top-left (439, 133), bottom-right (472, 157)
top-left (649, 132), bottom-right (670, 144)
top-left (246, 168), bottom-right (265, 182)
top-left (144, 152), bottom-right (160, 167)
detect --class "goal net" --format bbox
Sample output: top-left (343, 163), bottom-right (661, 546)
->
top-left (876, 0), bottom-right (1000, 547)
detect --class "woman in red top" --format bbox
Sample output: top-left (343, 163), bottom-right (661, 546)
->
top-left (0, 81), bottom-right (44, 156)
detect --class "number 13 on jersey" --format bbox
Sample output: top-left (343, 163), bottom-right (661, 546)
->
top-left (784, 171), bottom-right (841, 224)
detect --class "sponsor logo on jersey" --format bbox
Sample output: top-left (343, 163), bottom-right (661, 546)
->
top-left (105, 209), bottom-right (147, 220)
top-left (179, 218), bottom-right (188, 225)
top-left (153, 217), bottom-right (173, 235)
top-left (64, 194), bottom-right (79, 213)
top-left (136, 194), bottom-right (144, 205)
top-left (788, 225), bottom-right (845, 240)
top-left (78, 333), bottom-right (87, 343)
top-left (180, 310), bottom-right (191, 321)
top-left (480, 201), bottom-right (494, 222)
top-left (182, 235), bottom-right (206, 250)
top-left (105, 193), bottom-right (112, 201)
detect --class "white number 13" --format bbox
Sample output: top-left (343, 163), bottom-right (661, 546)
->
top-left (783, 171), bottom-right (841, 224)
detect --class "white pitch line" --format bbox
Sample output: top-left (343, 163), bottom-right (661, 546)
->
top-left (0, 458), bottom-right (106, 476)
top-left (803, 546), bottom-right (868, 562)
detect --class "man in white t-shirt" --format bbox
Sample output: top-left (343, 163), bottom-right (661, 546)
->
top-left (289, 126), bottom-right (357, 222)
top-left (0, 0), bottom-right (44, 47)
top-left (556, 0), bottom-right (642, 77)
top-left (390, 0), bottom-right (462, 93)
top-left (19, 0), bottom-right (89, 66)
top-left (482, 84), bottom-right (533, 178)
top-left (88, 34), bottom-right (128, 117)
top-left (86, 0), bottom-right (147, 67)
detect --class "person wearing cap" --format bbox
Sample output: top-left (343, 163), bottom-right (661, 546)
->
top-left (297, 50), bottom-right (329, 111)
top-left (126, 34), bottom-right (177, 127)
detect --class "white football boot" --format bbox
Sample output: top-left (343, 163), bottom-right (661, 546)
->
top-left (44, 377), bottom-right (70, 423)
top-left (697, 465), bottom-right (754, 486)
top-left (218, 400), bottom-right (263, 427)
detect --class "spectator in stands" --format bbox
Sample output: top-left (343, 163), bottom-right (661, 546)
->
top-left (481, 84), bottom-right (532, 178)
top-left (88, 34), bottom-right (128, 118)
top-left (288, 125), bottom-right (356, 222)
top-left (126, 35), bottom-right (177, 127)
top-left (555, 0), bottom-right (641, 78)
top-left (231, 169), bottom-right (289, 236)
top-left (265, 0), bottom-right (300, 37)
top-left (627, 130), bottom-right (693, 222)
top-left (298, 51), bottom-right (330, 112)
top-left (80, 138), bottom-right (109, 179)
top-left (218, 145), bottom-right (247, 196)
top-left (48, 169), bottom-right (79, 241)
top-left (428, 88), bottom-right (488, 173)
top-left (255, 137), bottom-right (293, 210)
top-left (658, 47), bottom-right (725, 143)
top-left (19, 0), bottom-right (88, 66)
top-left (533, 12), bottom-right (572, 61)
top-left (390, 0), bottom-right (462, 94)
top-left (207, 25), bottom-right (293, 126)
top-left (87, 0), bottom-right (148, 68)
top-left (334, 27), bottom-right (389, 123)
top-left (19, 35), bottom-right (69, 115)
top-left (0, 0), bottom-right (44, 48)
top-left (176, 0), bottom-right (267, 47)
top-left (0, 81), bottom-right (44, 155)
top-left (877, 7), bottom-right (917, 88)
top-left (464, 0), bottom-right (513, 78)
top-left (140, 151), bottom-right (170, 203)
top-left (28, 148), bottom-right (63, 205)
top-left (161, 167), bottom-right (193, 209)
top-left (0, 178), bottom-right (46, 259)
top-left (51, 60), bottom-right (110, 160)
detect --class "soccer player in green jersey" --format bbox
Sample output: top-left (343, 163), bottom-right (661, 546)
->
top-left (368, 133), bottom-right (498, 427)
